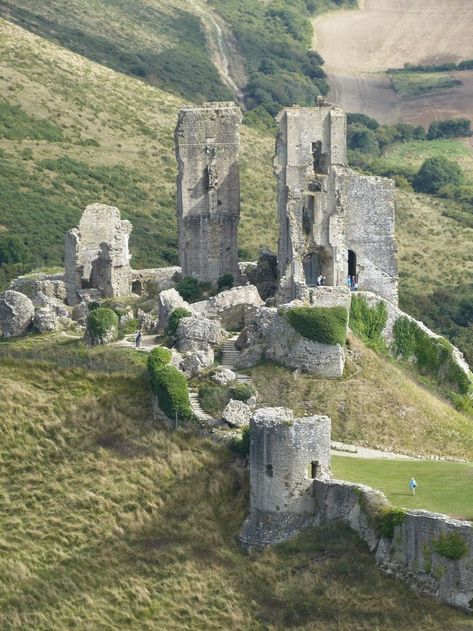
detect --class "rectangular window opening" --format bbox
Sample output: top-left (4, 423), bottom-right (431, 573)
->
top-left (266, 464), bottom-right (273, 478)
top-left (310, 461), bottom-right (319, 479)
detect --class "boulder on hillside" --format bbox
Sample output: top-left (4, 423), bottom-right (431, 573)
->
top-left (176, 316), bottom-right (226, 352)
top-left (223, 399), bottom-right (252, 428)
top-left (192, 285), bottom-right (264, 330)
top-left (10, 273), bottom-right (66, 302)
top-left (157, 288), bottom-right (193, 332)
top-left (0, 290), bottom-right (35, 337)
top-left (32, 293), bottom-right (72, 333)
top-left (179, 349), bottom-right (214, 377)
top-left (211, 367), bottom-right (237, 385)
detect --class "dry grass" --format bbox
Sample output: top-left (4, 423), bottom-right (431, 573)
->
top-left (251, 336), bottom-right (473, 460)
top-left (0, 357), bottom-right (472, 629)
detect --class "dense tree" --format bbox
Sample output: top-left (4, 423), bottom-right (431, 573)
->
top-left (413, 157), bottom-right (464, 195)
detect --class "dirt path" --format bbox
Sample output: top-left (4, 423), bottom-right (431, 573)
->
top-left (313, 0), bottom-right (473, 125)
top-left (185, 0), bottom-right (246, 105)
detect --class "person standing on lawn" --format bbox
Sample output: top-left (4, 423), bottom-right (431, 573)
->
top-left (409, 477), bottom-right (417, 496)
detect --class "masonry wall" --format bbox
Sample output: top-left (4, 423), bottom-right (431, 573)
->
top-left (314, 479), bottom-right (473, 612)
top-left (336, 169), bottom-right (398, 304)
top-left (175, 102), bottom-right (242, 283)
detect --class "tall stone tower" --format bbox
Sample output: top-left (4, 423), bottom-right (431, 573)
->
top-left (275, 102), bottom-right (398, 305)
top-left (175, 102), bottom-right (242, 284)
top-left (240, 407), bottom-right (331, 548)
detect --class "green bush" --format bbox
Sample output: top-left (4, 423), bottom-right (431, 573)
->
top-left (286, 306), bottom-right (348, 346)
top-left (427, 119), bottom-right (471, 140)
top-left (198, 383), bottom-right (231, 417)
top-left (147, 346), bottom-right (172, 372)
top-left (167, 308), bottom-right (192, 336)
top-left (217, 273), bottom-right (234, 292)
top-left (119, 317), bottom-right (138, 335)
top-left (350, 296), bottom-right (388, 350)
top-left (176, 276), bottom-right (202, 302)
top-left (392, 317), bottom-right (472, 394)
top-left (86, 308), bottom-right (119, 345)
top-left (413, 157), bottom-right (464, 195)
top-left (229, 425), bottom-right (251, 459)
top-left (433, 531), bottom-right (469, 560)
top-left (229, 382), bottom-right (254, 402)
top-left (376, 508), bottom-right (406, 539)
top-left (148, 348), bottom-right (191, 421)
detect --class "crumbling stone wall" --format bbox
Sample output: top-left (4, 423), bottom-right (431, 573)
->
top-left (275, 103), bottom-right (398, 305)
top-left (175, 102), bottom-right (242, 283)
top-left (314, 479), bottom-right (473, 612)
top-left (240, 407), bottom-right (331, 548)
top-left (65, 204), bottom-right (132, 305)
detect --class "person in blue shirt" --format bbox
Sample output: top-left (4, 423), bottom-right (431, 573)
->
top-left (409, 477), bottom-right (417, 496)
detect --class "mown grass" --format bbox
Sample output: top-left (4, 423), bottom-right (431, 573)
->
top-left (388, 71), bottom-right (463, 97)
top-left (332, 456), bottom-right (473, 521)
top-left (0, 355), bottom-right (472, 629)
top-left (250, 336), bottom-right (473, 461)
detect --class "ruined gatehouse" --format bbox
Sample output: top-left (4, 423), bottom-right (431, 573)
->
top-left (175, 102), bottom-right (242, 284)
top-left (275, 102), bottom-right (398, 305)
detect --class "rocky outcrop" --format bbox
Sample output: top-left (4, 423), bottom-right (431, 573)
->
top-left (157, 288), bottom-right (193, 333)
top-left (179, 349), bottom-right (214, 377)
top-left (0, 290), bottom-right (35, 337)
top-left (245, 250), bottom-right (278, 300)
top-left (236, 306), bottom-right (345, 377)
top-left (10, 273), bottom-right (66, 302)
top-left (211, 367), bottom-right (236, 385)
top-left (223, 399), bottom-right (252, 427)
top-left (176, 316), bottom-right (226, 352)
top-left (192, 285), bottom-right (264, 331)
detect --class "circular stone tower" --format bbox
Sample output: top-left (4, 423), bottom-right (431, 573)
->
top-left (240, 407), bottom-right (331, 548)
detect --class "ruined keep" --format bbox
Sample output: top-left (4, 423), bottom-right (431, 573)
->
top-left (64, 204), bottom-right (132, 305)
top-left (275, 103), bottom-right (398, 305)
top-left (240, 407), bottom-right (331, 548)
top-left (175, 102), bottom-right (242, 284)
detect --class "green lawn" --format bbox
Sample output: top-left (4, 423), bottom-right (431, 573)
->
top-left (332, 455), bottom-right (473, 521)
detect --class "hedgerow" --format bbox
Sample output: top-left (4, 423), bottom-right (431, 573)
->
top-left (286, 306), bottom-right (348, 346)
top-left (392, 317), bottom-right (472, 395)
top-left (147, 347), bottom-right (192, 421)
top-left (350, 295), bottom-right (388, 350)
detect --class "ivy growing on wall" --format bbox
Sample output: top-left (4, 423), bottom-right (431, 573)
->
top-left (349, 295), bottom-right (388, 350)
top-left (285, 306), bottom-right (348, 346)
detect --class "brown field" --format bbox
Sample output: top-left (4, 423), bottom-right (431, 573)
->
top-left (313, 0), bottom-right (473, 126)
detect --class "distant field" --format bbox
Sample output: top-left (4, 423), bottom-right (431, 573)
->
top-left (384, 139), bottom-right (473, 183)
top-left (332, 456), bottom-right (473, 521)
top-left (313, 0), bottom-right (473, 126)
top-left (389, 72), bottom-right (462, 98)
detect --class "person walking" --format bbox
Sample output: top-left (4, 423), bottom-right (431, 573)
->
top-left (409, 477), bottom-right (417, 496)
top-left (135, 329), bottom-right (142, 348)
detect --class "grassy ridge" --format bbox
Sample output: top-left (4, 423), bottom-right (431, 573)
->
top-left (250, 337), bottom-right (473, 461)
top-left (388, 72), bottom-right (463, 97)
top-left (0, 18), bottom-right (277, 274)
top-left (0, 354), bottom-right (471, 629)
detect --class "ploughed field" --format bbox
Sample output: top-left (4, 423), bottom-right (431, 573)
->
top-left (313, 0), bottom-right (473, 128)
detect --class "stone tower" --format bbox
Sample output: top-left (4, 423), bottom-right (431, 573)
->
top-left (175, 102), bottom-right (242, 284)
top-left (64, 204), bottom-right (132, 305)
top-left (275, 102), bottom-right (398, 305)
top-left (240, 407), bottom-right (331, 548)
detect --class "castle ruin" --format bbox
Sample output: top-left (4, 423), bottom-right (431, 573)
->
top-left (175, 102), bottom-right (242, 284)
top-left (275, 103), bottom-right (398, 305)
top-left (64, 203), bottom-right (133, 305)
top-left (240, 407), bottom-right (331, 548)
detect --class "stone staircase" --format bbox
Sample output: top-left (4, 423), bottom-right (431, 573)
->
top-left (221, 335), bottom-right (252, 384)
top-left (189, 388), bottom-right (213, 422)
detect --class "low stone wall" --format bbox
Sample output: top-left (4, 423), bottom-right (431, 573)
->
top-left (299, 286), bottom-right (352, 311)
top-left (314, 479), bottom-right (473, 612)
top-left (131, 266), bottom-right (181, 295)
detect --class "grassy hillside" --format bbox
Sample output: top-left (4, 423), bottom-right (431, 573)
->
top-left (1, 352), bottom-right (472, 629)
top-left (0, 18), bottom-right (277, 275)
top-left (251, 336), bottom-right (473, 461)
